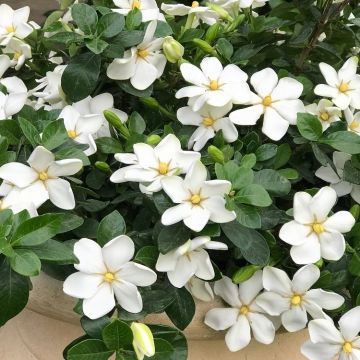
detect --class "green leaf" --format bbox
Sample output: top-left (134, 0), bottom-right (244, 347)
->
top-left (152, 338), bottom-right (174, 360)
top-left (62, 52), bottom-right (101, 102)
top-left (235, 184), bottom-right (272, 207)
top-left (72, 4), bottom-right (98, 34)
top-left (221, 221), bottom-right (270, 265)
top-left (216, 38), bottom-right (233, 60)
top-left (297, 113), bottom-right (322, 141)
top-left (0, 120), bottom-right (20, 144)
top-left (9, 249), bottom-right (41, 276)
top-left (320, 131), bottom-right (360, 154)
top-left (67, 339), bottom-right (114, 360)
top-left (95, 137), bottom-right (123, 154)
top-left (57, 213), bottom-right (85, 233)
top-left (273, 143), bottom-right (291, 169)
top-left (129, 112), bottom-right (146, 134)
top-left (97, 210), bottom-right (126, 246)
top-left (102, 320), bottom-right (133, 350)
top-left (56, 146), bottom-right (90, 166)
top-left (240, 153), bottom-right (256, 168)
top-left (125, 8), bottom-right (142, 30)
top-left (158, 224), bottom-right (190, 254)
top-left (234, 204), bottom-right (261, 229)
top-left (134, 246), bottom-right (159, 269)
top-left (255, 144), bottom-right (277, 161)
top-left (81, 316), bottom-right (111, 339)
top-left (165, 287), bottom-right (195, 330)
top-left (215, 161), bottom-right (254, 190)
top-left (42, 119), bottom-right (69, 150)
top-left (343, 160), bottom-right (360, 185)
top-left (232, 265), bottom-right (260, 284)
top-left (0, 259), bottom-right (30, 326)
top-left (253, 169), bottom-right (291, 196)
top-left (27, 239), bottom-right (77, 264)
top-left (85, 38), bottom-right (109, 54)
top-left (45, 32), bottom-right (84, 46)
top-left (18, 117), bottom-right (41, 147)
top-left (11, 214), bottom-right (63, 246)
top-left (97, 12), bottom-right (125, 38)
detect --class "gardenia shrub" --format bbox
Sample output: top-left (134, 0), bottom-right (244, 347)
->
top-left (0, 0), bottom-right (360, 359)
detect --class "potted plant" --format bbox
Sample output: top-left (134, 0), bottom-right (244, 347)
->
top-left (0, 0), bottom-right (360, 359)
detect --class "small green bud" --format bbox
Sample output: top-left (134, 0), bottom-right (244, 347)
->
top-left (206, 3), bottom-right (232, 21)
top-left (95, 161), bottom-right (111, 173)
top-left (103, 110), bottom-right (130, 139)
top-left (131, 322), bottom-right (155, 360)
top-left (205, 23), bottom-right (221, 44)
top-left (314, 259), bottom-right (324, 268)
top-left (232, 265), bottom-right (260, 284)
top-left (140, 97), bottom-right (159, 109)
top-left (146, 134), bottom-right (161, 145)
top-left (192, 38), bottom-right (216, 55)
top-left (208, 145), bottom-right (225, 164)
top-left (226, 14), bottom-right (245, 32)
top-left (163, 36), bottom-right (184, 63)
top-left (350, 204), bottom-right (360, 221)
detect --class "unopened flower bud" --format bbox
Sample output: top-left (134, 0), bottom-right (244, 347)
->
top-left (192, 38), bottom-right (216, 55)
top-left (146, 134), bottom-right (161, 145)
top-left (104, 110), bottom-right (130, 139)
top-left (232, 265), bottom-right (260, 284)
top-left (131, 322), bottom-right (155, 360)
top-left (208, 145), bottom-right (224, 163)
top-left (205, 23), bottom-right (221, 44)
top-left (163, 36), bottom-right (184, 63)
top-left (95, 161), bottom-right (111, 173)
top-left (206, 3), bottom-right (232, 20)
top-left (140, 97), bottom-right (159, 109)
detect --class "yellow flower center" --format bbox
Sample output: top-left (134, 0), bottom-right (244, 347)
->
top-left (67, 129), bottom-right (77, 139)
top-left (262, 95), bottom-right (272, 106)
top-left (13, 51), bottom-right (21, 60)
top-left (343, 342), bottom-right (353, 354)
top-left (209, 80), bottom-right (219, 90)
top-left (38, 172), bottom-right (49, 181)
top-left (239, 305), bottom-right (249, 315)
top-left (132, 0), bottom-right (141, 9)
top-left (202, 117), bottom-right (215, 127)
top-left (319, 112), bottom-right (330, 121)
top-left (158, 162), bottom-right (169, 175)
top-left (190, 194), bottom-right (201, 205)
top-left (103, 272), bottom-right (116, 283)
top-left (349, 120), bottom-right (359, 131)
top-left (137, 49), bottom-right (149, 59)
top-left (192, 1), bottom-right (200, 7)
top-left (312, 223), bottom-right (324, 234)
top-left (6, 25), bottom-right (15, 33)
top-left (291, 294), bottom-right (302, 306)
top-left (338, 82), bottom-right (349, 93)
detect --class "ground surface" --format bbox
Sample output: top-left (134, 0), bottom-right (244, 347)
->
top-left (11, 0), bottom-right (59, 22)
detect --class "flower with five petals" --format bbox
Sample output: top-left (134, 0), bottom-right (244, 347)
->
top-left (305, 99), bottom-right (341, 131)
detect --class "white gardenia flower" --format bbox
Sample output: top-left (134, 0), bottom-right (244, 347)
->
top-left (186, 276), bottom-right (214, 302)
top-left (205, 273), bottom-right (276, 352)
top-left (239, 0), bottom-right (269, 8)
top-left (161, 161), bottom-right (236, 232)
top-left (107, 21), bottom-right (166, 90)
top-left (110, 134), bottom-right (200, 193)
top-left (177, 103), bottom-right (237, 151)
top-left (156, 236), bottom-right (227, 288)
top-left (279, 186), bottom-right (355, 264)
top-left (0, 4), bottom-right (33, 46)
top-left (0, 76), bottom-right (28, 119)
top-left (0, 54), bottom-right (11, 78)
top-left (113, 0), bottom-right (163, 22)
top-left (229, 67), bottom-right (304, 141)
top-left (0, 146), bottom-right (83, 210)
top-left (2, 37), bottom-right (32, 71)
top-left (161, 2), bottom-right (218, 27)
top-left (256, 265), bottom-right (344, 332)
top-left (306, 99), bottom-right (342, 131)
top-left (316, 151), bottom-right (360, 203)
top-left (176, 57), bottom-right (252, 112)
top-left (314, 57), bottom-right (360, 110)
top-left (131, 322), bottom-right (155, 360)
top-left (301, 307), bottom-right (360, 360)
top-left (63, 236), bottom-right (157, 319)
top-left (31, 65), bottom-right (67, 109)
top-left (345, 107), bottom-right (360, 134)
top-left (58, 105), bottom-right (104, 156)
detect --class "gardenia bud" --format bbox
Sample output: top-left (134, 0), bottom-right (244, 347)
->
top-left (208, 145), bottom-right (225, 163)
top-left (205, 23), bottom-right (221, 44)
top-left (232, 265), bottom-right (260, 284)
top-left (146, 134), bottom-right (161, 145)
top-left (95, 161), bottom-right (111, 173)
top-left (140, 97), bottom-right (159, 109)
top-left (131, 322), bottom-right (155, 360)
top-left (192, 39), bottom-right (216, 55)
top-left (163, 36), bottom-right (184, 63)
top-left (103, 110), bottom-right (130, 139)
top-left (206, 3), bottom-right (232, 20)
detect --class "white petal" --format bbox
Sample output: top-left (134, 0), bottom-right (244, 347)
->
top-left (213, 117), bottom-right (238, 142)
top-left (0, 163), bottom-right (37, 188)
top-left (156, 251), bottom-right (178, 272)
top-left (4, 92), bottom-right (27, 117)
top-left (225, 317), bottom-right (251, 352)
top-left (131, 59), bottom-right (158, 90)
top-left (14, 180), bottom-right (48, 208)
top-left (314, 84), bottom-right (339, 99)
top-left (47, 159), bottom-right (82, 177)
top-left (180, 63), bottom-right (208, 87)
top-left (332, 181), bottom-right (353, 197)
top-left (184, 161), bottom-right (207, 194)
top-left (308, 318), bottom-right (343, 344)
top-left (112, 281), bottom-right (143, 313)
top-left (0, 54), bottom-right (11, 78)
top-left (200, 57), bottom-right (223, 81)
top-left (351, 185), bottom-right (360, 203)
top-left (304, 289), bottom-right (344, 310)
top-left (271, 99), bottom-right (305, 125)
top-left (292, 264), bottom-right (320, 294)
top-left (238, 270), bottom-right (263, 305)
top-left (290, 234), bottom-right (321, 265)
top-left (271, 77), bottom-right (303, 101)
top-left (167, 255), bottom-right (197, 287)
top-left (90, 93), bottom-right (114, 113)
top-left (315, 165), bottom-right (340, 184)
top-left (184, 206), bottom-right (211, 232)
top-left (46, 178), bottom-right (76, 210)
top-left (106, 51), bottom-right (136, 80)
top-left (250, 68), bottom-right (278, 98)
top-left (319, 231), bottom-right (345, 261)
top-left (161, 203), bottom-right (192, 226)
top-left (206, 90), bottom-right (231, 108)
top-left (293, 191), bottom-right (314, 224)
top-left (279, 221), bottom-right (311, 246)
top-left (324, 211), bottom-right (355, 233)
top-left (74, 238), bottom-right (107, 274)
top-left (177, 106), bottom-right (202, 126)
top-left (339, 307), bottom-right (360, 341)
top-left (311, 187), bottom-right (337, 223)
top-left (133, 142), bottom-right (158, 169)
top-left (118, 262), bottom-right (157, 286)
top-left (301, 340), bottom-right (340, 360)
top-left (187, 277), bottom-right (214, 302)
top-left (203, 196), bottom-right (236, 223)
top-left (205, 308), bottom-right (238, 331)
top-left (219, 64), bottom-right (248, 84)
top-left (333, 93), bottom-right (351, 110)
top-left (229, 104), bottom-right (263, 125)
top-left (262, 266), bottom-right (292, 295)
top-left (174, 151), bottom-right (201, 173)
top-left (76, 114), bottom-right (104, 134)
top-left (102, 235), bottom-right (135, 271)
top-left (175, 85), bottom-right (205, 99)
top-left (248, 312), bottom-right (275, 344)
top-left (319, 62), bottom-right (339, 87)
top-left (255, 291), bottom-right (289, 316)
top-left (214, 276), bottom-right (241, 308)
top-left (83, 283), bottom-right (115, 320)
top-left (27, 146), bottom-right (54, 172)
top-left (339, 57), bottom-right (357, 83)
top-left (262, 107), bottom-right (289, 141)
top-left (191, 249), bottom-right (214, 280)
top-left (63, 272), bottom-right (103, 299)
top-left (281, 307), bottom-right (308, 332)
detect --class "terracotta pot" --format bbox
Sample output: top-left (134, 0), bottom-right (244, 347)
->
top-left (0, 272), bottom-right (308, 359)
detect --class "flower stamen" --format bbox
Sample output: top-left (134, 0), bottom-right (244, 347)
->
top-left (6, 25), bottom-right (15, 33)
top-left (262, 96), bottom-right (272, 106)
top-left (67, 129), bottom-right (77, 139)
top-left (319, 112), bottom-right (330, 121)
top-left (312, 223), bottom-right (324, 234)
top-left (239, 305), bottom-right (249, 315)
top-left (349, 120), bottom-right (359, 130)
top-left (137, 49), bottom-right (149, 59)
top-left (158, 162), bottom-right (169, 175)
top-left (202, 117), bottom-right (215, 127)
top-left (209, 80), bottom-right (219, 90)
top-left (343, 342), bottom-right (353, 354)
top-left (191, 1), bottom-right (200, 7)
top-left (338, 82), bottom-right (349, 93)
top-left (38, 172), bottom-right (49, 181)
top-left (103, 272), bottom-right (116, 283)
top-left (132, 0), bottom-right (141, 9)
top-left (190, 194), bottom-right (201, 205)
top-left (291, 294), bottom-right (302, 306)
